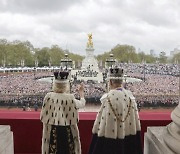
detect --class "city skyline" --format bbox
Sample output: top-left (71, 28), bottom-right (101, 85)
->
top-left (0, 0), bottom-right (180, 56)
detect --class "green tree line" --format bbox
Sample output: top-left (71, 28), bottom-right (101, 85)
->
top-left (0, 39), bottom-right (179, 67)
top-left (97, 44), bottom-right (180, 65)
top-left (0, 39), bottom-right (83, 67)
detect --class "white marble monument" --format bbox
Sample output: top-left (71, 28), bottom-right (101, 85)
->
top-left (0, 125), bottom-right (14, 154)
top-left (144, 102), bottom-right (180, 154)
top-left (74, 33), bottom-right (103, 82)
top-left (81, 33), bottom-right (99, 71)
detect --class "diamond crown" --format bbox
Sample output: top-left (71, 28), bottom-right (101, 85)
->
top-left (109, 67), bottom-right (124, 78)
top-left (54, 71), bottom-right (69, 80)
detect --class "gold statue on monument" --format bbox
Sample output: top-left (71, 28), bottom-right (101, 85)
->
top-left (87, 33), bottom-right (93, 48)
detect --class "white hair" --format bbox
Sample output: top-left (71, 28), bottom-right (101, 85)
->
top-left (52, 81), bottom-right (70, 93)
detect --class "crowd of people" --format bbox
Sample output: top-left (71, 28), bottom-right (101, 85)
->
top-left (0, 72), bottom-right (51, 95)
top-left (118, 63), bottom-right (179, 76)
top-left (75, 70), bottom-right (99, 78)
top-left (71, 80), bottom-right (106, 104)
top-left (126, 74), bottom-right (178, 95)
top-left (0, 63), bottom-right (179, 109)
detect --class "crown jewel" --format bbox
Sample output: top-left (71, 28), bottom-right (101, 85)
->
top-left (54, 71), bottom-right (69, 80)
top-left (109, 66), bottom-right (124, 78)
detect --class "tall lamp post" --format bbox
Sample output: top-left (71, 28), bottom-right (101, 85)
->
top-left (33, 67), bottom-right (36, 80)
top-left (2, 58), bottom-right (6, 73)
top-left (124, 74), bottom-right (127, 89)
top-left (179, 74), bottom-right (180, 103)
top-left (179, 61), bottom-right (180, 102)
top-left (143, 59), bottom-right (146, 82)
top-left (105, 53), bottom-right (116, 69)
top-left (60, 54), bottom-right (73, 69)
top-left (104, 54), bottom-right (116, 88)
top-left (60, 54), bottom-right (73, 91)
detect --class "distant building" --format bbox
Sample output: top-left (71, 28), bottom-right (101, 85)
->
top-left (150, 49), bottom-right (158, 57)
top-left (150, 49), bottom-right (155, 56)
top-left (170, 46), bottom-right (180, 56)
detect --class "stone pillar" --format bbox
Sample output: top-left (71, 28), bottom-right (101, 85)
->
top-left (163, 103), bottom-right (180, 154)
top-left (144, 127), bottom-right (173, 154)
top-left (144, 102), bottom-right (180, 154)
top-left (0, 125), bottom-right (14, 154)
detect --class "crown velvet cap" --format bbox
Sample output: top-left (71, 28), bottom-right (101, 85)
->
top-left (108, 67), bottom-right (124, 80)
top-left (54, 71), bottom-right (69, 83)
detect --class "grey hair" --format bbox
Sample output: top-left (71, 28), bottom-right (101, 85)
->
top-left (110, 79), bottom-right (123, 85)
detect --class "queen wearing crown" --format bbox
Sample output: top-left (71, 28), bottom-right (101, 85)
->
top-left (89, 66), bottom-right (143, 154)
top-left (40, 71), bottom-right (85, 154)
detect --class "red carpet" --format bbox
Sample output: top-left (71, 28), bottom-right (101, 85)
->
top-left (0, 110), bottom-right (171, 120)
top-left (0, 111), bottom-right (172, 154)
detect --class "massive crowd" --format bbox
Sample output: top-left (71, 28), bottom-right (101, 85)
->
top-left (75, 70), bottom-right (98, 77)
top-left (0, 72), bottom-right (51, 95)
top-left (0, 63), bottom-right (179, 109)
top-left (118, 63), bottom-right (179, 76)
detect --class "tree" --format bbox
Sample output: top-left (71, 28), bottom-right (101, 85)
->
top-left (172, 52), bottom-right (180, 64)
top-left (6, 40), bottom-right (34, 67)
top-left (49, 45), bottom-right (64, 66)
top-left (0, 39), bottom-right (8, 66)
top-left (97, 44), bottom-right (139, 63)
top-left (35, 47), bottom-right (50, 66)
top-left (144, 54), bottom-right (157, 63)
top-left (67, 51), bottom-right (84, 67)
top-left (159, 51), bottom-right (167, 63)
top-left (97, 51), bottom-right (111, 67)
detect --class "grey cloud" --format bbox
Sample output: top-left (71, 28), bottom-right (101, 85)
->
top-left (106, 0), bottom-right (180, 27)
top-left (38, 15), bottom-right (84, 33)
top-left (0, 0), bottom-right (85, 14)
top-left (0, 0), bottom-right (180, 55)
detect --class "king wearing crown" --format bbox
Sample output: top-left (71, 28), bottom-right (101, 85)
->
top-left (40, 70), bottom-right (86, 154)
top-left (89, 66), bottom-right (143, 154)
top-left (109, 66), bottom-right (124, 79)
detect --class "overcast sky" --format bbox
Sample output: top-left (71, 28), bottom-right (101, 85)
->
top-left (0, 0), bottom-right (180, 56)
